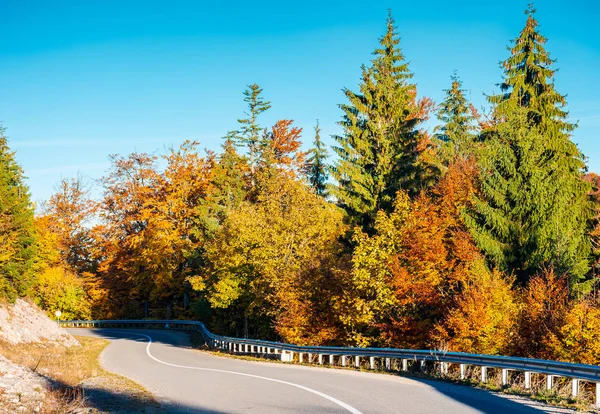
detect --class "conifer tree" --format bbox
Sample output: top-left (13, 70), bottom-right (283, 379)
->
top-left (434, 72), bottom-right (476, 164)
top-left (227, 84), bottom-right (271, 175)
top-left (0, 126), bottom-right (36, 299)
top-left (306, 121), bottom-right (329, 197)
top-left (331, 11), bottom-right (434, 231)
top-left (467, 7), bottom-right (591, 284)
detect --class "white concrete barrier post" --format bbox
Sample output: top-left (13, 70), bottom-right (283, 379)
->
top-left (572, 379), bottom-right (579, 397)
top-left (308, 353), bottom-right (313, 364)
top-left (460, 364), bottom-right (466, 380)
top-left (546, 375), bottom-right (553, 390)
top-left (341, 356), bottom-right (347, 366)
top-left (502, 369), bottom-right (508, 386)
top-left (481, 367), bottom-right (487, 383)
top-left (596, 383), bottom-right (600, 408)
top-left (402, 359), bottom-right (408, 372)
top-left (524, 371), bottom-right (531, 389)
top-left (355, 356), bottom-right (360, 368)
top-left (329, 355), bottom-right (334, 365)
top-left (369, 357), bottom-right (375, 370)
top-left (299, 353), bottom-right (303, 363)
top-left (385, 358), bottom-right (391, 371)
top-left (318, 354), bottom-right (323, 365)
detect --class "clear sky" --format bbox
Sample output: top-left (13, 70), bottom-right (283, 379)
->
top-left (1, 0), bottom-right (599, 203)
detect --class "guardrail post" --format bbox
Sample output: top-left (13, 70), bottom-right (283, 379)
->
top-left (329, 355), bottom-right (334, 365)
top-left (572, 379), bottom-right (579, 397)
top-left (596, 383), bottom-right (600, 408)
top-left (546, 375), bottom-right (553, 390)
top-left (440, 362), bottom-right (448, 376)
top-left (385, 358), bottom-right (391, 371)
top-left (355, 356), bottom-right (360, 368)
top-left (318, 354), bottom-right (323, 365)
top-left (524, 371), bottom-right (531, 389)
top-left (341, 356), bottom-right (347, 366)
top-left (308, 353), bottom-right (313, 363)
top-left (369, 357), bottom-right (375, 370)
top-left (402, 359), bottom-right (408, 372)
top-left (502, 369), bottom-right (508, 386)
top-left (299, 353), bottom-right (303, 363)
top-left (460, 364), bottom-right (466, 380)
top-left (481, 366), bottom-right (487, 383)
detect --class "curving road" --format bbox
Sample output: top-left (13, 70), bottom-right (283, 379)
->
top-left (68, 329), bottom-right (573, 413)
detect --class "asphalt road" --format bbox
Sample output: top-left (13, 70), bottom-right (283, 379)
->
top-left (68, 328), bottom-right (573, 413)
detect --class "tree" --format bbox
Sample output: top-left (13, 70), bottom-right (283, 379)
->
top-left (0, 126), bottom-right (36, 299)
top-left (466, 111), bottom-right (590, 284)
top-left (189, 173), bottom-right (348, 343)
top-left (259, 119), bottom-right (306, 175)
top-left (41, 174), bottom-right (95, 275)
top-left (305, 121), bottom-right (329, 197)
top-left (434, 72), bottom-right (477, 165)
top-left (331, 11), bottom-right (435, 231)
top-left (227, 84), bottom-right (272, 177)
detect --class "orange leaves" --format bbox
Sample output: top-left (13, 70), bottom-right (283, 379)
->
top-left (261, 120), bottom-right (306, 174)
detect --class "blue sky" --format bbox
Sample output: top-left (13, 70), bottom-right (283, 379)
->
top-left (1, 0), bottom-right (599, 203)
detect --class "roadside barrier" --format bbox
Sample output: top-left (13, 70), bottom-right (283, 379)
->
top-left (62, 319), bottom-right (600, 407)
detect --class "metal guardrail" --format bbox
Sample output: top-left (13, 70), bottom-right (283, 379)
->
top-left (62, 319), bottom-right (600, 406)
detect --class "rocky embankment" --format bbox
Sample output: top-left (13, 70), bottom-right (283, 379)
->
top-left (0, 299), bottom-right (79, 412)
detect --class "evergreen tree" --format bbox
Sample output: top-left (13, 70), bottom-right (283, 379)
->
top-left (434, 72), bottom-right (477, 164)
top-left (331, 11), bottom-right (434, 231)
top-left (466, 111), bottom-right (590, 284)
top-left (468, 6), bottom-right (591, 284)
top-left (0, 126), bottom-right (37, 299)
top-left (227, 84), bottom-right (271, 175)
top-left (306, 121), bottom-right (329, 197)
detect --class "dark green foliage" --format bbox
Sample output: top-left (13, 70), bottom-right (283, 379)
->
top-left (468, 6), bottom-right (591, 284)
top-left (331, 11), bottom-right (433, 231)
top-left (306, 121), bottom-right (329, 197)
top-left (434, 72), bottom-right (477, 164)
top-left (0, 126), bottom-right (37, 299)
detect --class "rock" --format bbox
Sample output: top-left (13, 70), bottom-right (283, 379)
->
top-left (0, 299), bottom-right (78, 347)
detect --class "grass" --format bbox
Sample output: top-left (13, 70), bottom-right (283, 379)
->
top-left (0, 336), bottom-right (164, 413)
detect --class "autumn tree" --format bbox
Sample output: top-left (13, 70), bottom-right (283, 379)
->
top-left (0, 126), bottom-right (37, 299)
top-left (305, 121), bottom-right (329, 197)
top-left (331, 11), bottom-right (435, 231)
top-left (189, 172), bottom-right (348, 343)
top-left (41, 175), bottom-right (95, 275)
top-left (259, 119), bottom-right (306, 175)
top-left (347, 160), bottom-right (500, 349)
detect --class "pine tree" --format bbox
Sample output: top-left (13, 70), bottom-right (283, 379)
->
top-left (0, 126), bottom-right (37, 299)
top-left (467, 6), bottom-right (591, 284)
top-left (434, 72), bottom-right (477, 164)
top-left (227, 84), bottom-right (271, 175)
top-left (331, 11), bottom-right (434, 231)
top-left (306, 121), bottom-right (329, 197)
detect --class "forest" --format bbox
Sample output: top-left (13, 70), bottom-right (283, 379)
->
top-left (2, 6), bottom-right (600, 365)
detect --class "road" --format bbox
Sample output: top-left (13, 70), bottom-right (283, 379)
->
top-left (68, 328), bottom-right (573, 413)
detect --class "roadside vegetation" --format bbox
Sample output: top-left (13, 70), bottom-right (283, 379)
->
top-left (0, 335), bottom-right (162, 413)
top-left (1, 2), bottom-right (600, 390)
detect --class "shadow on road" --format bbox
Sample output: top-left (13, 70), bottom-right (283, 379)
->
top-left (410, 377), bottom-right (567, 413)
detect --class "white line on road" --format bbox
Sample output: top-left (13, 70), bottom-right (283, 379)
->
top-left (112, 331), bottom-right (364, 414)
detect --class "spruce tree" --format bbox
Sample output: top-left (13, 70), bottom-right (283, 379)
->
top-left (227, 84), bottom-right (271, 175)
top-left (467, 5), bottom-right (591, 284)
top-left (331, 11), bottom-right (433, 231)
top-left (306, 121), bottom-right (329, 197)
top-left (0, 126), bottom-right (36, 299)
top-left (434, 72), bottom-right (476, 164)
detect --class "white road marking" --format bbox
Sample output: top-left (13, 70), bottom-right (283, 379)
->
top-left (112, 331), bottom-right (364, 414)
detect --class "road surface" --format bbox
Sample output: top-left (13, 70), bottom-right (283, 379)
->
top-left (68, 328), bottom-right (572, 413)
